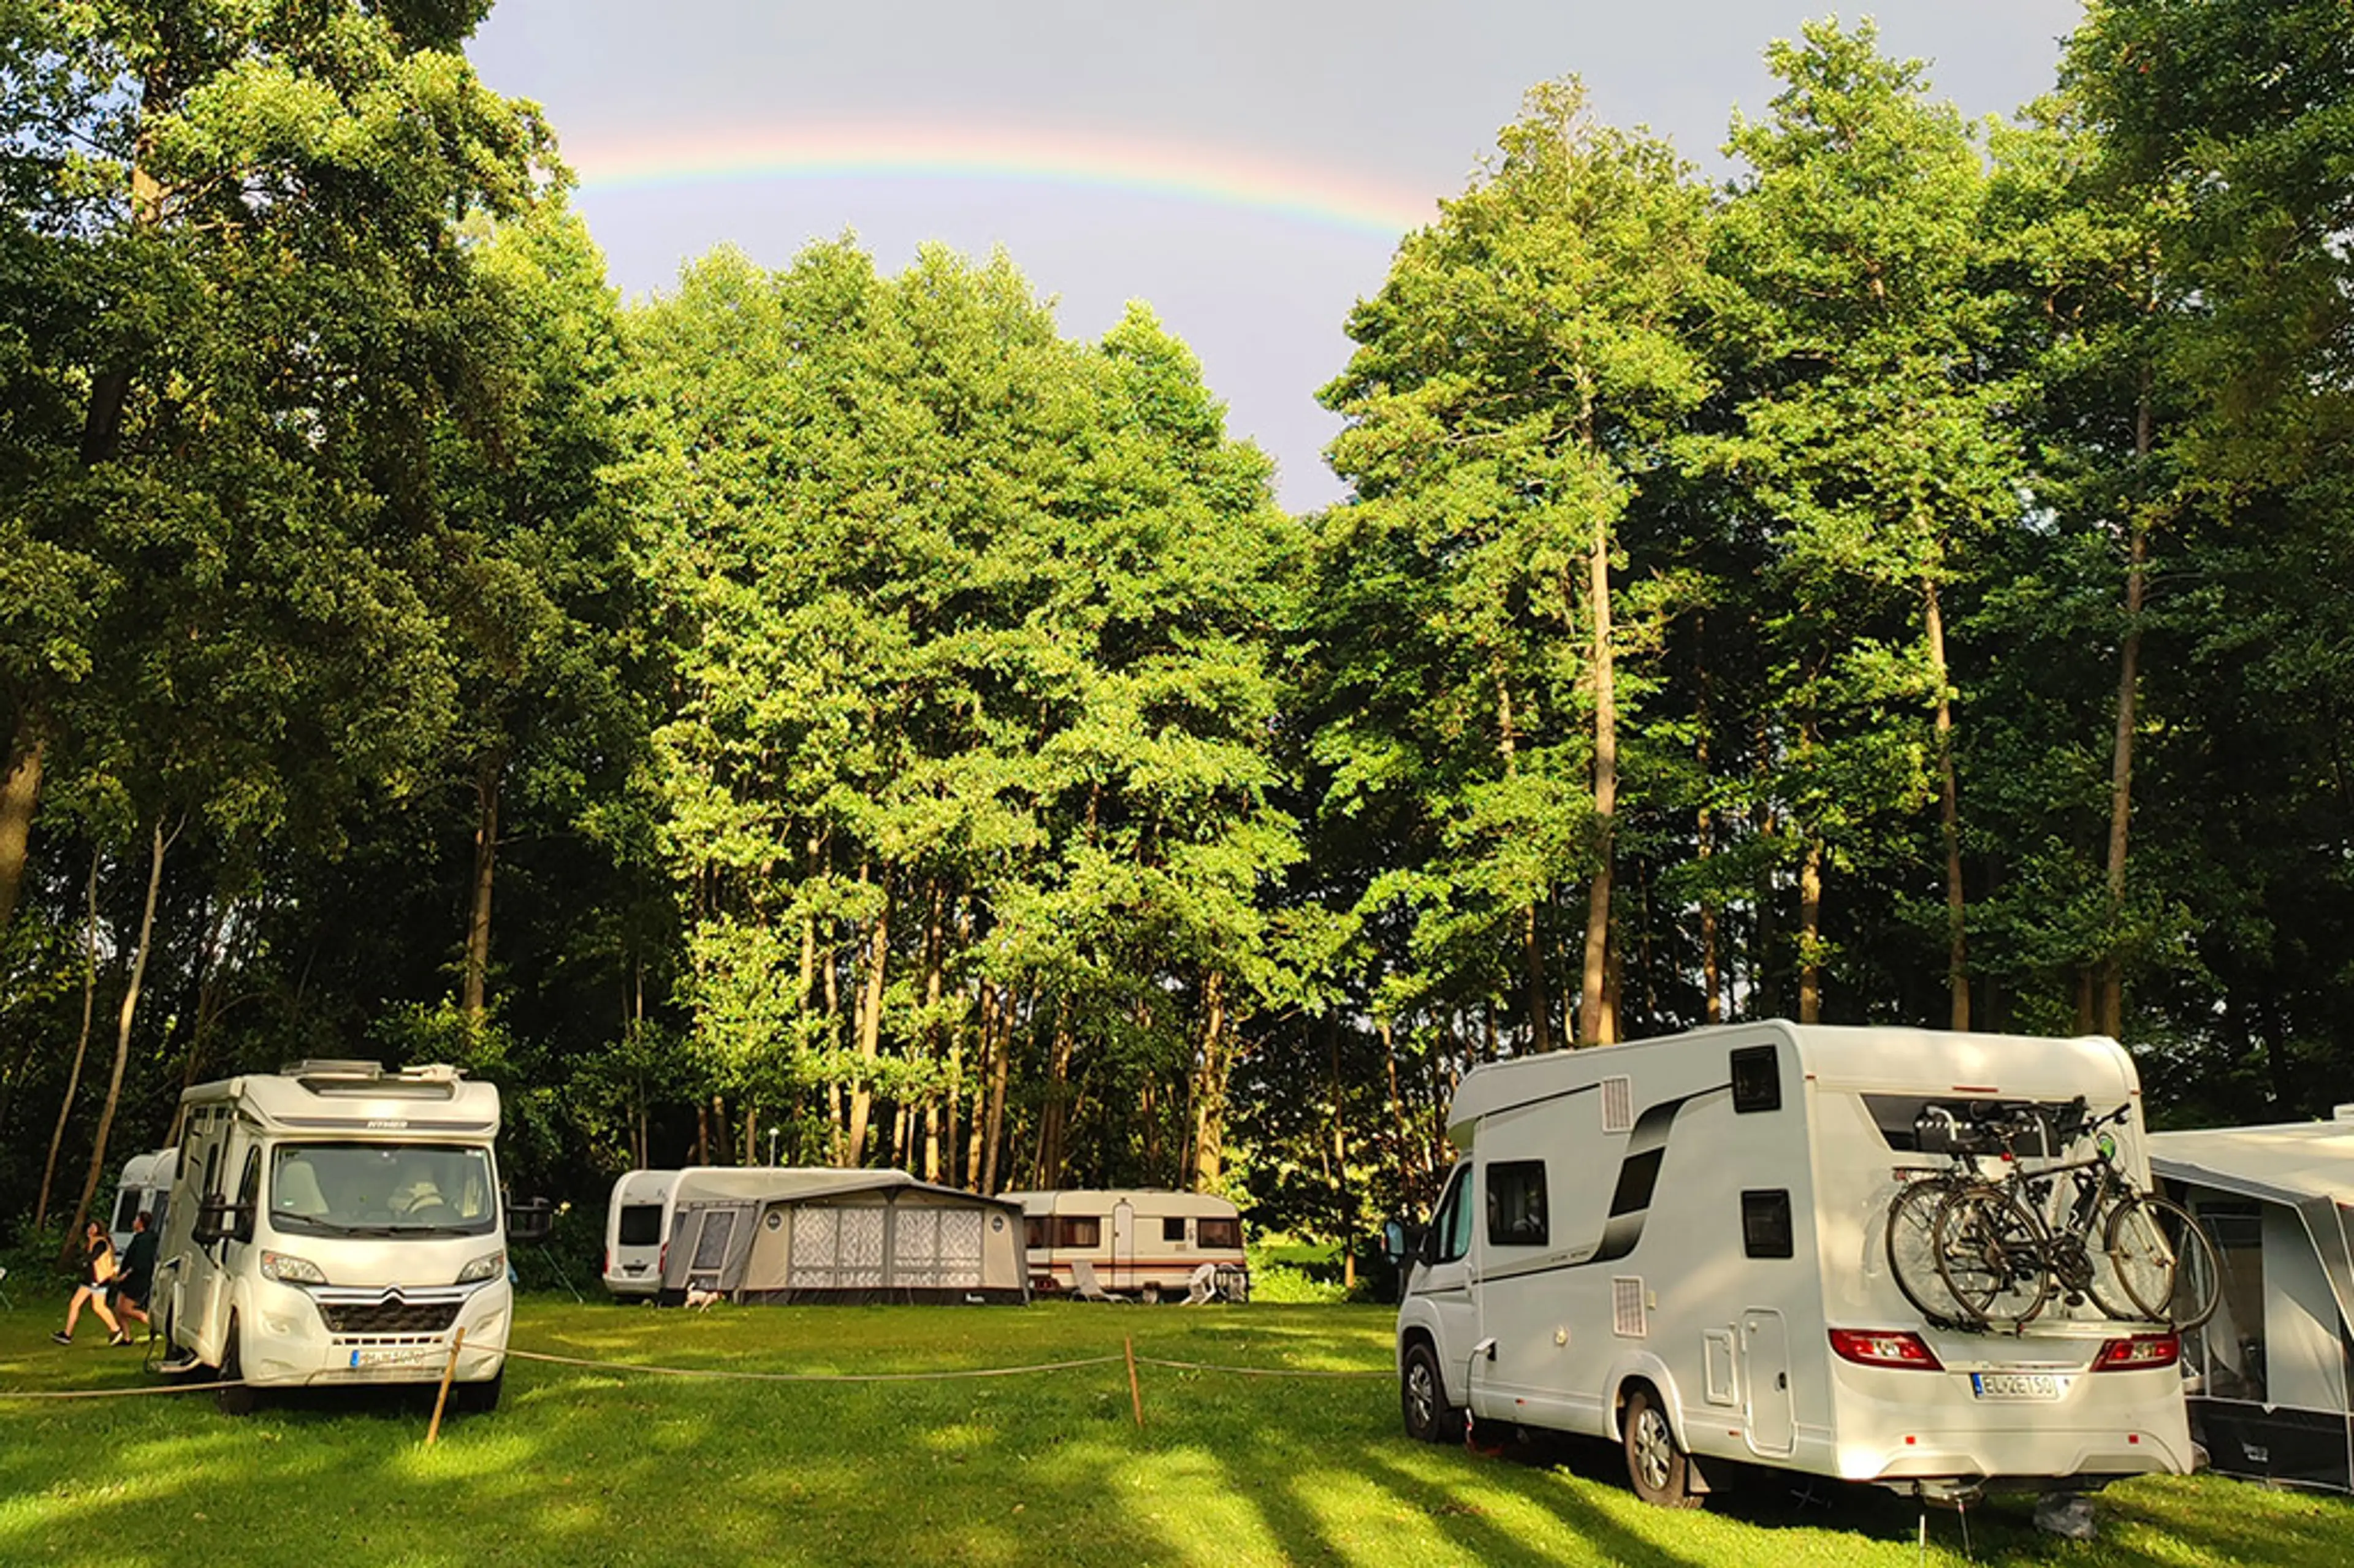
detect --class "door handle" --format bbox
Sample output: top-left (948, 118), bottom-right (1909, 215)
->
top-left (1777, 1372), bottom-right (1788, 1390)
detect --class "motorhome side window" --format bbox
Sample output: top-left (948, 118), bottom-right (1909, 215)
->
top-left (1196, 1217), bottom-right (1240, 1249)
top-left (235, 1148), bottom-right (261, 1241)
top-left (1429, 1166), bottom-right (1474, 1264)
top-left (1055, 1216), bottom-right (1100, 1248)
top-left (1485, 1160), bottom-right (1548, 1247)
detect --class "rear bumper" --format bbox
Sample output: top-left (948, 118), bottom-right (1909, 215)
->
top-left (1827, 1357), bottom-right (2192, 1487)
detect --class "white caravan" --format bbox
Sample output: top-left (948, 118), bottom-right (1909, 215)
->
top-left (154, 1060), bottom-right (526, 1413)
top-left (110, 1147), bottom-right (179, 1254)
top-left (1395, 1022), bottom-right (2194, 1505)
top-left (1004, 1190), bottom-right (1250, 1303)
top-left (601, 1168), bottom-right (681, 1300)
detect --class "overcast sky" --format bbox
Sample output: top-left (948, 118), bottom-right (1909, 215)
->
top-left (466, 1), bottom-right (2087, 512)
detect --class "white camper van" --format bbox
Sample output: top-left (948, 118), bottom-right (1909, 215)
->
top-left (1396, 1022), bottom-right (2195, 1505)
top-left (154, 1060), bottom-right (524, 1414)
top-left (110, 1147), bottom-right (179, 1254)
top-left (1005, 1190), bottom-right (1251, 1303)
top-left (602, 1169), bottom-right (680, 1300)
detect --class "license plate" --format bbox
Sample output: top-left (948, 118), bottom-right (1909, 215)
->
top-left (351, 1347), bottom-right (440, 1369)
top-left (1971, 1372), bottom-right (2069, 1401)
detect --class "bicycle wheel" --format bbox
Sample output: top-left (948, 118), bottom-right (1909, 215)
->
top-left (2106, 1195), bottom-right (2222, 1330)
top-left (1884, 1179), bottom-right (1968, 1326)
top-left (1934, 1186), bottom-right (2052, 1326)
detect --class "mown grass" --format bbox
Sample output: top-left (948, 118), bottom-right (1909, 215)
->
top-left (0, 1292), bottom-right (2347, 1567)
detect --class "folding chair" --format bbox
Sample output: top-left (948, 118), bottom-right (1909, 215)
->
top-left (0, 1264), bottom-right (13, 1310)
top-left (1069, 1257), bottom-right (1130, 1302)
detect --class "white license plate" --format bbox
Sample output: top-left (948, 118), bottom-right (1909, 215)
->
top-left (1971, 1372), bottom-right (2070, 1401)
top-left (351, 1347), bottom-right (441, 1369)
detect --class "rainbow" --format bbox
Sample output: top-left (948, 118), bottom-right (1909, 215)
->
top-left (566, 122), bottom-right (1437, 240)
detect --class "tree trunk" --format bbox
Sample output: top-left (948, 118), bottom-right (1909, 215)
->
top-left (1579, 504), bottom-right (1618, 1047)
top-left (1190, 972), bottom-right (1229, 1192)
top-left (461, 760), bottom-right (500, 1025)
top-left (64, 818), bottom-right (168, 1257)
top-left (1493, 668), bottom-right (1553, 1052)
top-left (1797, 835), bottom-right (1824, 1024)
top-left (2098, 381), bottom-right (2157, 1038)
top-left (1038, 999), bottom-right (1075, 1190)
top-left (1924, 578), bottom-right (1968, 1029)
top-left (0, 723), bottom-right (44, 938)
top-left (981, 986), bottom-right (1012, 1195)
top-left (845, 886), bottom-right (889, 1166)
top-left (37, 848), bottom-right (102, 1230)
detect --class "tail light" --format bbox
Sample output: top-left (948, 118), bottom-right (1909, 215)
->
top-left (2092, 1333), bottom-right (2179, 1371)
top-left (1830, 1328), bottom-right (1943, 1370)
top-left (603, 1248), bottom-right (611, 1277)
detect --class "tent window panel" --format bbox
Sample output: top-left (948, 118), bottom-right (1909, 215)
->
top-left (1055, 1216), bottom-right (1100, 1249)
top-left (1197, 1217), bottom-right (1241, 1250)
top-left (2192, 1203), bottom-right (2266, 1402)
top-left (690, 1209), bottom-right (736, 1273)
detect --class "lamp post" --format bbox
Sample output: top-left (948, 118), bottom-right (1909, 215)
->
top-left (767, 1125), bottom-right (780, 1166)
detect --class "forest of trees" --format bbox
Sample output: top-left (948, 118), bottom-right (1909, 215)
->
top-left (3, 1), bottom-right (2348, 1260)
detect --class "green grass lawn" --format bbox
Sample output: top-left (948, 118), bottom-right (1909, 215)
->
top-left (1, 1292), bottom-right (2347, 1567)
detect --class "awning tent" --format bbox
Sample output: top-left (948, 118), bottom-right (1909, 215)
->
top-left (2149, 1119), bottom-right (2354, 1492)
top-left (657, 1168), bottom-right (1029, 1306)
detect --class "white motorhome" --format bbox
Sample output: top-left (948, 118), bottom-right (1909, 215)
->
top-left (1004, 1189), bottom-right (1250, 1303)
top-left (110, 1147), bottom-right (179, 1254)
top-left (154, 1060), bottom-right (527, 1414)
top-left (602, 1168), bottom-right (680, 1300)
top-left (1395, 1022), bottom-right (2194, 1505)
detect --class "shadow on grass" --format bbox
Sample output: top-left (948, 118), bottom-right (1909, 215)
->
top-left (0, 1300), bottom-right (2347, 1568)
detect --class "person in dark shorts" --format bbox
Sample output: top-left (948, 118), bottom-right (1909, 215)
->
top-left (53, 1219), bottom-right (129, 1345)
top-left (110, 1209), bottom-right (158, 1334)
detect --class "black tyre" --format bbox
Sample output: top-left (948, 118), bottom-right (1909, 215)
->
top-left (1400, 1339), bottom-right (1464, 1444)
top-left (215, 1312), bottom-right (256, 1416)
top-left (1933, 1187), bottom-right (2052, 1326)
top-left (1139, 1281), bottom-right (1162, 1306)
top-left (450, 1368), bottom-right (504, 1415)
top-left (1886, 1179), bottom-right (1968, 1326)
top-left (2106, 1196), bottom-right (2222, 1330)
top-left (1621, 1387), bottom-right (1702, 1509)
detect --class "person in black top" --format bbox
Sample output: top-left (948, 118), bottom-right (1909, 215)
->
top-left (52, 1220), bottom-right (129, 1346)
top-left (110, 1210), bottom-right (158, 1333)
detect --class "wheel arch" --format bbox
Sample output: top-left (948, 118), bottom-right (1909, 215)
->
top-left (1607, 1353), bottom-right (1688, 1445)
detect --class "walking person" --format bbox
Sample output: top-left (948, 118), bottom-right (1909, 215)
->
top-left (52, 1219), bottom-right (129, 1346)
top-left (109, 1210), bottom-right (159, 1336)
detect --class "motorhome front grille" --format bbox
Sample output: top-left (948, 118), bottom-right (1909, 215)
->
top-left (313, 1296), bottom-right (463, 1334)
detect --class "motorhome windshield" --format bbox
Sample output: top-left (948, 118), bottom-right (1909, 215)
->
top-left (270, 1143), bottom-right (497, 1238)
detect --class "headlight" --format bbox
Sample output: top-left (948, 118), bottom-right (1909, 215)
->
top-left (457, 1250), bottom-right (506, 1285)
top-left (259, 1250), bottom-right (326, 1284)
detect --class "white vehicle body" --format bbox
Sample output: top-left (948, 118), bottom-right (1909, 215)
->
top-left (1004, 1189), bottom-right (1250, 1302)
top-left (602, 1169), bottom-right (682, 1300)
top-left (110, 1147), bottom-right (179, 1254)
top-left (156, 1061), bottom-right (514, 1399)
top-left (1397, 1022), bottom-right (2193, 1501)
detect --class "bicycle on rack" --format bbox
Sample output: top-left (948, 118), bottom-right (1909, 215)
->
top-left (1931, 1098), bottom-right (2220, 1331)
top-left (1884, 1097), bottom-right (2221, 1333)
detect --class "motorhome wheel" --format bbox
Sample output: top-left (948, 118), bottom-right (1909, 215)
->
top-left (1621, 1388), bottom-right (1701, 1509)
top-left (215, 1312), bottom-right (256, 1417)
top-left (1400, 1341), bottom-right (1463, 1444)
top-left (451, 1368), bottom-right (504, 1415)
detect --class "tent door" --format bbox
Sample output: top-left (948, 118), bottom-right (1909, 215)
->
top-left (1113, 1200), bottom-right (1137, 1292)
top-left (686, 1208), bottom-right (737, 1292)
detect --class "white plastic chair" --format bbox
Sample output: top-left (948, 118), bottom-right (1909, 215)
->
top-left (0, 1263), bottom-right (12, 1309)
top-left (1069, 1258), bottom-right (1130, 1302)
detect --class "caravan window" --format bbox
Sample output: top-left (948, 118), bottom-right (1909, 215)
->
top-left (1485, 1162), bottom-right (1549, 1247)
top-left (1162, 1217), bottom-right (1187, 1244)
top-left (1197, 1217), bottom-right (1241, 1250)
top-left (617, 1205), bottom-right (665, 1247)
top-left (1054, 1216), bottom-right (1101, 1249)
top-left (1023, 1217), bottom-right (1046, 1249)
top-left (112, 1188), bottom-right (143, 1233)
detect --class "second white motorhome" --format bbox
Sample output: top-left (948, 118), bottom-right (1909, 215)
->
top-left (1396, 1022), bottom-right (2195, 1506)
top-left (1004, 1190), bottom-right (1250, 1302)
top-left (110, 1147), bottom-right (178, 1254)
top-left (154, 1060), bottom-right (535, 1414)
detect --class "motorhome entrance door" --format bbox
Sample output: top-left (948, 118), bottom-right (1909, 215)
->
top-left (1742, 1308), bottom-right (1795, 1457)
top-left (1112, 1201), bottom-right (1136, 1292)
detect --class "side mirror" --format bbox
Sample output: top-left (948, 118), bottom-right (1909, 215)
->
top-left (506, 1197), bottom-right (553, 1244)
top-left (191, 1195), bottom-right (236, 1247)
top-left (1380, 1219), bottom-right (1408, 1264)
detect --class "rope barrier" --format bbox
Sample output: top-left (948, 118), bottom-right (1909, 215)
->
top-left (502, 1345), bottom-right (1128, 1383)
top-left (0, 1379), bottom-right (245, 1402)
top-left (1135, 1356), bottom-right (1388, 1379)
